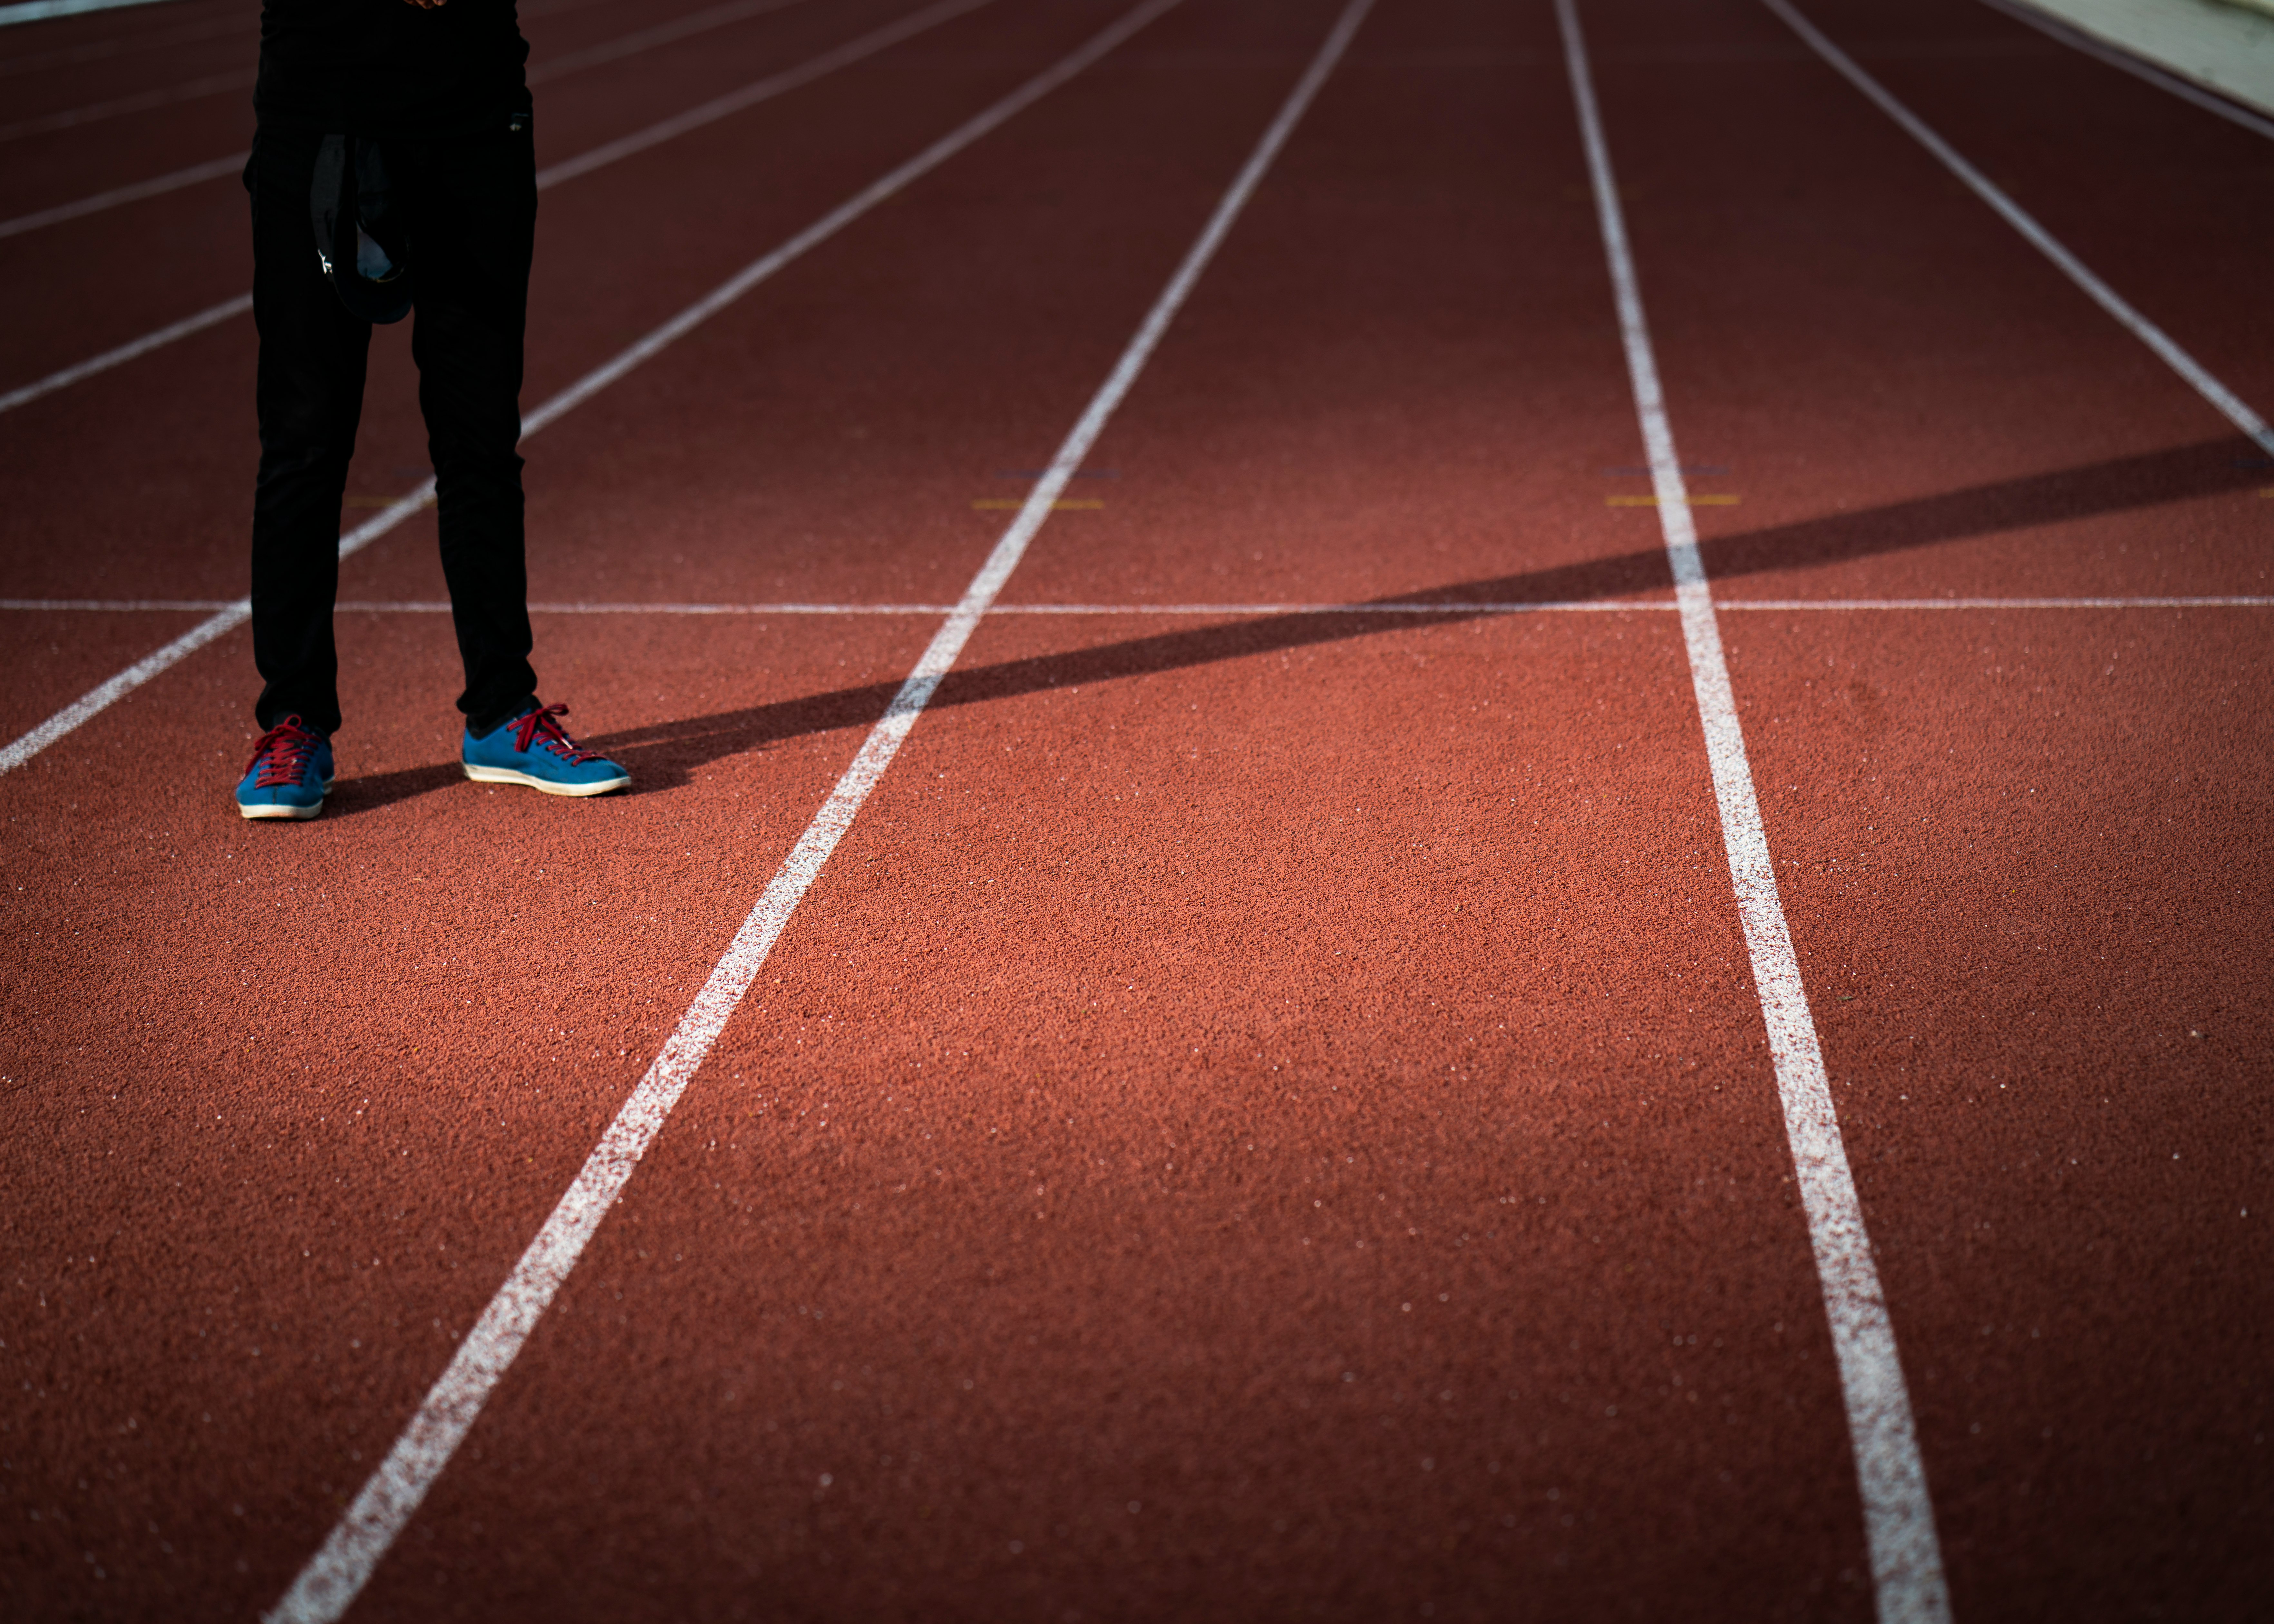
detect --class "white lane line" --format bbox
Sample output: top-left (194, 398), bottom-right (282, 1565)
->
top-left (522, 0), bottom-right (818, 86)
top-left (0, 292), bottom-right (249, 415)
top-left (263, 4), bottom-right (1369, 1617)
top-left (1555, 3), bottom-right (1951, 1621)
top-left (0, 65), bottom-right (251, 142)
top-left (0, 0), bottom-right (1174, 780)
top-left (529, 0), bottom-right (996, 189)
top-left (12, 594), bottom-right (2274, 615)
top-left (0, 604), bottom-right (247, 776)
top-left (0, 0), bottom-right (810, 143)
top-left (1762, 0), bottom-right (2274, 463)
top-left (520, 0), bottom-right (644, 20)
top-left (508, 0), bottom-right (1131, 439)
top-left (987, 600), bottom-right (1658, 614)
top-left (0, 486), bottom-right (436, 778)
top-left (0, 0), bottom-right (1001, 411)
top-left (0, 149), bottom-right (242, 241)
top-left (0, 0), bottom-right (982, 242)
top-left (986, 595), bottom-right (2274, 613)
top-left (1719, 595), bottom-right (2274, 610)
top-left (0, 598), bottom-right (244, 611)
top-left (520, 600), bottom-right (953, 614)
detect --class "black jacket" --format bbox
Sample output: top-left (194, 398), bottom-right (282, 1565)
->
top-left (255, 0), bottom-right (531, 141)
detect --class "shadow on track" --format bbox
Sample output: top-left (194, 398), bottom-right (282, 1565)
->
top-left (324, 435), bottom-right (2263, 815)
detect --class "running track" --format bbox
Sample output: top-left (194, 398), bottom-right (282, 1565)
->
top-left (2, 0), bottom-right (2269, 1618)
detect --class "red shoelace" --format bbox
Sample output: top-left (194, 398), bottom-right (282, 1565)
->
top-left (244, 715), bottom-right (322, 787)
top-left (510, 702), bottom-right (603, 762)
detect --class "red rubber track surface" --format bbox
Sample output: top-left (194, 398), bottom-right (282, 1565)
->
top-left (1, 0), bottom-right (2269, 1619)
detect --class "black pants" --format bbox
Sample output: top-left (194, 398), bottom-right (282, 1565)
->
top-left (246, 121), bottom-right (538, 738)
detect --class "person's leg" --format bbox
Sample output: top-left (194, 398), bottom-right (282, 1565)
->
top-left (248, 127), bottom-right (369, 739)
top-left (404, 121), bottom-right (539, 737)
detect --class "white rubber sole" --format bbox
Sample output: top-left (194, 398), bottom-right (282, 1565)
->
top-left (462, 762), bottom-right (630, 798)
top-left (238, 798), bottom-right (324, 821)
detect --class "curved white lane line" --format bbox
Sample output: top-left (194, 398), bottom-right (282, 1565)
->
top-left (1557, 2), bottom-right (1952, 1619)
top-left (263, 2), bottom-right (1368, 1617)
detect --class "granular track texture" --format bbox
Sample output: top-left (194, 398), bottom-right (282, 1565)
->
top-left (1, 0), bottom-right (2268, 1619)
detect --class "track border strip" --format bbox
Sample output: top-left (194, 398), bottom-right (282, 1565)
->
top-left (0, 0), bottom-right (180, 26)
top-left (1977, 0), bottom-right (2274, 142)
top-left (1558, 2), bottom-right (1951, 1619)
top-left (263, 1), bottom-right (1368, 1615)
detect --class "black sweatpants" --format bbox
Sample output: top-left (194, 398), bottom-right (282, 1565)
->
top-left (246, 120), bottom-right (538, 738)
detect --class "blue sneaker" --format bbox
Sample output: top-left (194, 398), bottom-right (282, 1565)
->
top-left (235, 715), bottom-right (334, 821)
top-left (461, 701), bottom-right (630, 797)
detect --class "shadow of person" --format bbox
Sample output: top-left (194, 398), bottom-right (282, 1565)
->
top-left (323, 434), bottom-right (2261, 816)
top-left (324, 759), bottom-right (478, 817)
